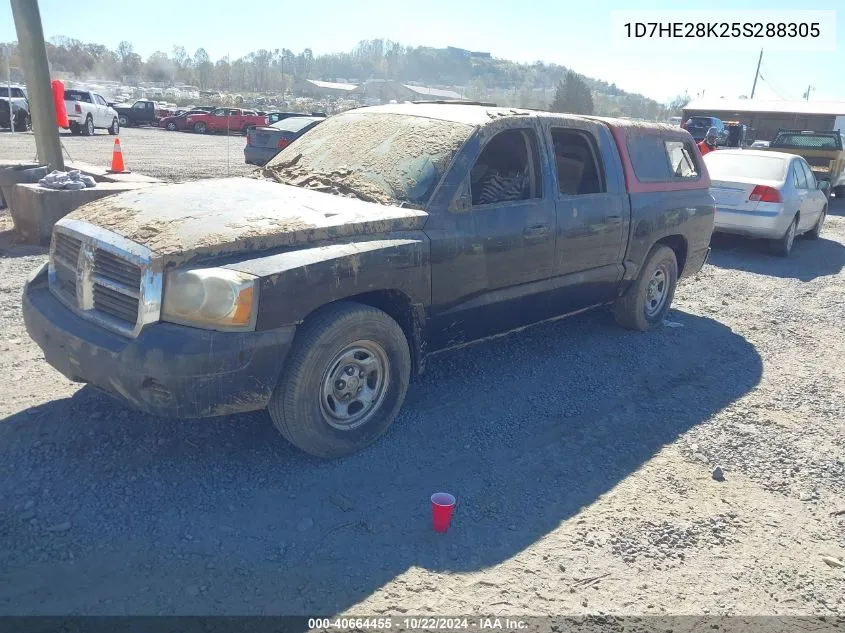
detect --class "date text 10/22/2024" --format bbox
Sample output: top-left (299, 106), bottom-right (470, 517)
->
top-left (308, 617), bottom-right (530, 630)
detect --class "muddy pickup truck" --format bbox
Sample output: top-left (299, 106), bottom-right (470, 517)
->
top-left (23, 104), bottom-right (715, 458)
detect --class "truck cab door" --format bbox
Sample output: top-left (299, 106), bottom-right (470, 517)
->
top-left (540, 118), bottom-right (627, 309)
top-left (426, 121), bottom-right (557, 349)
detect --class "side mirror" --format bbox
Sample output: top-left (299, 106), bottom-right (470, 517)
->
top-left (818, 180), bottom-right (830, 191)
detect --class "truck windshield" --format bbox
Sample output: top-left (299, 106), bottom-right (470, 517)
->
top-left (262, 111), bottom-right (474, 208)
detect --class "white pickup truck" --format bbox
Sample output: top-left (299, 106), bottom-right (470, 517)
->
top-left (64, 89), bottom-right (119, 136)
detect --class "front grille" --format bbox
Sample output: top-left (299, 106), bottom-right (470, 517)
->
top-left (48, 221), bottom-right (160, 338)
top-left (54, 233), bottom-right (81, 266)
top-left (95, 250), bottom-right (142, 287)
top-left (93, 285), bottom-right (139, 324)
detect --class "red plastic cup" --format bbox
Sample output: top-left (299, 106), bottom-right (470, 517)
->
top-left (431, 492), bottom-right (456, 533)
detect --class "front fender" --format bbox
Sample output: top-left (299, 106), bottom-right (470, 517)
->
top-left (222, 233), bottom-right (431, 330)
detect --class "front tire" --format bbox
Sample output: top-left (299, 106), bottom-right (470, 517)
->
top-left (268, 302), bottom-right (411, 459)
top-left (166, 121), bottom-right (177, 131)
top-left (614, 244), bottom-right (678, 331)
top-left (771, 215), bottom-right (797, 257)
top-left (108, 117), bottom-right (119, 135)
top-left (118, 114), bottom-right (130, 127)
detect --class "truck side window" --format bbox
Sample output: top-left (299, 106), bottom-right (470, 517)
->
top-left (470, 129), bottom-right (541, 207)
top-left (627, 134), bottom-right (670, 182)
top-left (133, 102), bottom-right (146, 110)
top-left (551, 129), bottom-right (604, 195)
top-left (664, 140), bottom-right (699, 179)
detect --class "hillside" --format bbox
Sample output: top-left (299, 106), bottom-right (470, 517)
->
top-left (0, 37), bottom-right (667, 118)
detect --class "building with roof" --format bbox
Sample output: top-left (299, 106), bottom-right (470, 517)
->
top-left (357, 80), bottom-right (465, 103)
top-left (296, 79), bottom-right (359, 98)
top-left (682, 98), bottom-right (845, 142)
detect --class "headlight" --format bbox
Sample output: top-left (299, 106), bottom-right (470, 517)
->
top-left (161, 267), bottom-right (258, 331)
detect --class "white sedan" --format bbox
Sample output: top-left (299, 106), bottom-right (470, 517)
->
top-left (704, 149), bottom-right (829, 256)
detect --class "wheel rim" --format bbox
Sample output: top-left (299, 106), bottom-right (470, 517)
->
top-left (87, 119), bottom-right (93, 134)
top-left (119, 116), bottom-right (128, 126)
top-left (113, 119), bottom-right (119, 133)
top-left (786, 219), bottom-right (796, 251)
top-left (167, 122), bottom-right (176, 130)
top-left (320, 341), bottom-right (390, 431)
top-left (644, 265), bottom-right (669, 318)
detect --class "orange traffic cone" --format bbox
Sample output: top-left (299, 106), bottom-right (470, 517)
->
top-left (106, 137), bottom-right (129, 174)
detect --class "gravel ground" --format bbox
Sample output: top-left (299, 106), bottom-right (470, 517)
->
top-left (0, 127), bottom-right (254, 182)
top-left (0, 192), bottom-right (843, 617)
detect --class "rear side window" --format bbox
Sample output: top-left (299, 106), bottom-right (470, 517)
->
top-left (551, 128), bottom-right (605, 195)
top-left (665, 141), bottom-right (699, 179)
top-left (627, 134), bottom-right (701, 183)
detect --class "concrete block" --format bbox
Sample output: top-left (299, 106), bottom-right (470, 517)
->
top-left (11, 182), bottom-right (158, 245)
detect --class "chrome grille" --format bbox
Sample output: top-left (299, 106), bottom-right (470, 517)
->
top-left (48, 219), bottom-right (162, 338)
top-left (54, 233), bottom-right (82, 265)
top-left (95, 250), bottom-right (142, 288)
top-left (93, 285), bottom-right (139, 324)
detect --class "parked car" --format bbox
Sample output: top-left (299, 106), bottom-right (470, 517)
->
top-left (766, 129), bottom-right (845, 199)
top-left (185, 108), bottom-right (268, 134)
top-left (63, 89), bottom-right (119, 136)
top-left (750, 140), bottom-right (770, 149)
top-left (244, 116), bottom-right (324, 166)
top-left (682, 116), bottom-right (728, 144)
top-left (704, 149), bottom-right (828, 256)
top-left (159, 109), bottom-right (210, 131)
top-left (112, 99), bottom-right (159, 127)
top-left (266, 111), bottom-right (327, 125)
top-left (22, 103), bottom-right (714, 459)
top-left (0, 85), bottom-right (29, 131)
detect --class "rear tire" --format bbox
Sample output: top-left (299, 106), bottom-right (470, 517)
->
top-left (268, 302), bottom-right (411, 459)
top-left (614, 244), bottom-right (678, 331)
top-left (771, 215), bottom-right (798, 257)
top-left (806, 207), bottom-right (826, 240)
top-left (81, 115), bottom-right (94, 136)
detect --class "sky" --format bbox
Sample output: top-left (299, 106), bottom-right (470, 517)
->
top-left (1, 0), bottom-right (842, 104)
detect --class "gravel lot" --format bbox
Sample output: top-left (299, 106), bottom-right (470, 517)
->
top-left (0, 127), bottom-right (254, 182)
top-left (0, 133), bottom-right (844, 617)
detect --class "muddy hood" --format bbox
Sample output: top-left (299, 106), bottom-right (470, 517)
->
top-left (66, 178), bottom-right (428, 264)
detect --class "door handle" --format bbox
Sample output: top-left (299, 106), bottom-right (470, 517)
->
top-left (607, 215), bottom-right (622, 222)
top-left (524, 224), bottom-right (549, 238)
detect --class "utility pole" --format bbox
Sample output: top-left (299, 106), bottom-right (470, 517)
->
top-left (750, 49), bottom-right (763, 99)
top-left (10, 0), bottom-right (64, 170)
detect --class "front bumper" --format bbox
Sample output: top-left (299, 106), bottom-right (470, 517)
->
top-left (23, 268), bottom-right (296, 419)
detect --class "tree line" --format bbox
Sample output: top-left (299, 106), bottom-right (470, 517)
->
top-left (0, 36), bottom-right (676, 118)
